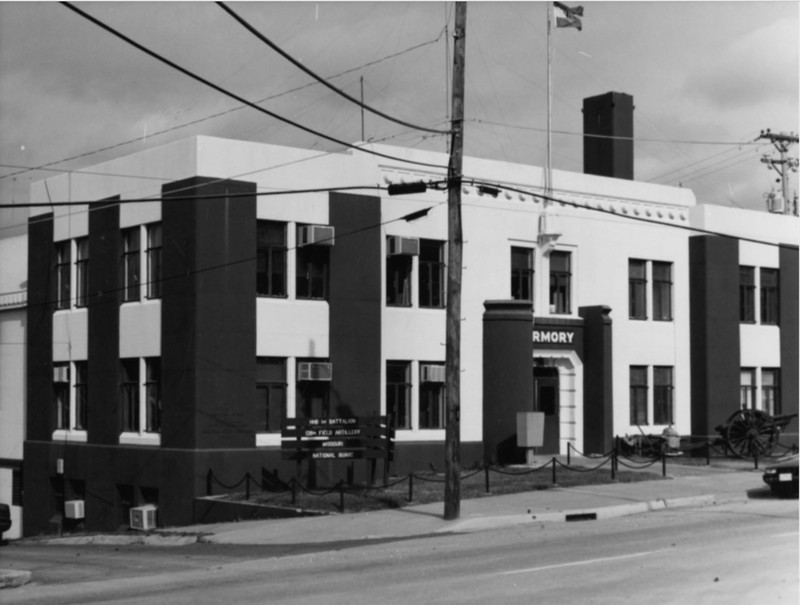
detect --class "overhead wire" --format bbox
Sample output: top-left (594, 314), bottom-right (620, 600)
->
top-left (0, 27), bottom-right (449, 184)
top-left (216, 1), bottom-right (449, 136)
top-left (59, 2), bottom-right (446, 171)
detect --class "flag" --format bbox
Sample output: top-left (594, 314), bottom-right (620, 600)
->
top-left (554, 2), bottom-right (583, 31)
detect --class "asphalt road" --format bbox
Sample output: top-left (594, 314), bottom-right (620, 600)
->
top-left (2, 497), bottom-right (797, 604)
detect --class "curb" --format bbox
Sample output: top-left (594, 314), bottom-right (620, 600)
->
top-left (436, 493), bottom-right (747, 534)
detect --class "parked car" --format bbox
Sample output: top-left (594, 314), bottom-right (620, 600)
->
top-left (0, 503), bottom-right (11, 543)
top-left (762, 455), bottom-right (799, 498)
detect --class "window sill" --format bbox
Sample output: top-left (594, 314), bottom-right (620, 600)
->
top-left (119, 432), bottom-right (161, 446)
top-left (256, 433), bottom-right (281, 447)
top-left (52, 429), bottom-right (87, 443)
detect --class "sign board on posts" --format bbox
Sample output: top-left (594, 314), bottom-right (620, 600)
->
top-left (281, 416), bottom-right (394, 462)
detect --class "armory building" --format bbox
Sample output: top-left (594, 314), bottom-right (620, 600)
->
top-left (15, 95), bottom-right (799, 535)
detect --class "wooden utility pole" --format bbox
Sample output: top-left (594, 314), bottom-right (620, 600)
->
top-left (444, 1), bottom-right (466, 521)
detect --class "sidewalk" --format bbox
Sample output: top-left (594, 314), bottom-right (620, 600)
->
top-left (0, 459), bottom-right (774, 589)
top-left (180, 462), bottom-right (765, 545)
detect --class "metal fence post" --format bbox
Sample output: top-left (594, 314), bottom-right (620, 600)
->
top-left (408, 473), bottom-right (414, 502)
top-left (551, 457), bottom-right (557, 485)
top-left (206, 469), bottom-right (213, 496)
top-left (485, 465), bottom-right (490, 494)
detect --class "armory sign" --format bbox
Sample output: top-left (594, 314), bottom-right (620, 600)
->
top-left (532, 328), bottom-right (576, 345)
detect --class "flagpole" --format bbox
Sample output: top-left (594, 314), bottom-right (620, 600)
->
top-left (546, 2), bottom-right (553, 199)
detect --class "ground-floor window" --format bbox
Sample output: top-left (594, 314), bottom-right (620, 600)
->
top-left (629, 366), bottom-right (648, 425)
top-left (257, 357), bottom-right (286, 432)
top-left (419, 362), bottom-right (446, 429)
top-left (386, 361), bottom-right (412, 429)
top-left (653, 366), bottom-right (674, 425)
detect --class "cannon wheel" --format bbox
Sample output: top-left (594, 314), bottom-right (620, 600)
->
top-left (725, 409), bottom-right (777, 458)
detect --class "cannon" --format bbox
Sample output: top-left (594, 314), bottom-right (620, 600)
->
top-left (715, 409), bottom-right (797, 459)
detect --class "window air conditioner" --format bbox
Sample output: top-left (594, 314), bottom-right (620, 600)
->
top-left (130, 504), bottom-right (158, 531)
top-left (420, 364), bottom-right (446, 383)
top-left (297, 362), bottom-right (333, 381)
top-left (298, 225), bottom-right (335, 247)
top-left (64, 499), bottom-right (85, 519)
top-left (387, 236), bottom-right (420, 256)
top-left (53, 365), bottom-right (69, 383)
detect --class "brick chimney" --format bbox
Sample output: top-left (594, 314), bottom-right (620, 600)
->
top-left (583, 92), bottom-right (634, 180)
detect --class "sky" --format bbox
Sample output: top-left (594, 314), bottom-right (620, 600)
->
top-left (0, 0), bottom-right (798, 237)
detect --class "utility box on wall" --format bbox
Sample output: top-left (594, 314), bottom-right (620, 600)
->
top-left (517, 412), bottom-right (545, 448)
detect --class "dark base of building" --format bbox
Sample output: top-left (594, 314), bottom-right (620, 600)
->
top-left (22, 440), bottom-right (484, 536)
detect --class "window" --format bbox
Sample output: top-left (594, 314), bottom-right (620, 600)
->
top-left (257, 221), bottom-right (286, 297)
top-left (75, 238), bottom-right (89, 308)
top-left (74, 361), bottom-right (88, 430)
top-left (54, 363), bottom-right (70, 429)
top-left (145, 358), bottom-right (161, 433)
top-left (55, 241), bottom-right (71, 310)
top-left (628, 259), bottom-right (647, 319)
top-left (419, 363), bottom-right (445, 429)
top-left (296, 230), bottom-right (329, 300)
top-left (296, 360), bottom-right (330, 418)
top-left (146, 224), bottom-right (162, 300)
top-left (761, 369), bottom-right (780, 416)
top-left (629, 366), bottom-right (648, 425)
top-left (387, 255), bottom-right (413, 306)
top-left (257, 358), bottom-right (286, 432)
top-left (739, 266), bottom-right (755, 323)
top-left (419, 240), bottom-right (445, 308)
top-left (760, 268), bottom-right (779, 324)
top-left (653, 366), bottom-right (674, 425)
top-left (122, 228), bottom-right (140, 302)
top-left (386, 361), bottom-right (412, 429)
top-left (740, 369), bottom-right (756, 410)
top-left (511, 247), bottom-right (534, 302)
top-left (120, 359), bottom-right (140, 432)
top-left (652, 262), bottom-right (672, 321)
top-left (549, 251), bottom-right (571, 314)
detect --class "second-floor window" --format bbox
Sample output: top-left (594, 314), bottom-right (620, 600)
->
top-left (511, 247), bottom-right (534, 302)
top-left (296, 242), bottom-right (329, 300)
top-left (760, 268), bottom-right (779, 324)
top-left (628, 259), bottom-right (647, 319)
top-left (419, 240), bottom-right (445, 308)
top-left (257, 221), bottom-right (286, 297)
top-left (652, 262), bottom-right (673, 321)
top-left (387, 254), bottom-right (413, 306)
top-left (75, 238), bottom-right (89, 308)
top-left (739, 266), bottom-right (755, 323)
top-left (122, 228), bottom-right (140, 302)
top-left (55, 241), bottom-right (71, 310)
top-left (146, 224), bottom-right (162, 300)
top-left (549, 251), bottom-right (571, 314)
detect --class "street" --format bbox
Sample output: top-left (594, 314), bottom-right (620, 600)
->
top-left (2, 497), bottom-right (797, 604)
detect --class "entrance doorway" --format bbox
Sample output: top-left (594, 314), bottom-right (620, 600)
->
top-left (533, 366), bottom-right (560, 454)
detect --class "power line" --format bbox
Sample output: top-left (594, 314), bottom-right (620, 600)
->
top-left (216, 1), bottom-right (450, 136)
top-left (468, 119), bottom-right (761, 147)
top-left (0, 30), bottom-right (447, 184)
top-left (59, 2), bottom-right (446, 171)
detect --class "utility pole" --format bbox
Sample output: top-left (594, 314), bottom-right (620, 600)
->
top-left (444, 1), bottom-right (466, 521)
top-left (758, 129), bottom-right (799, 215)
